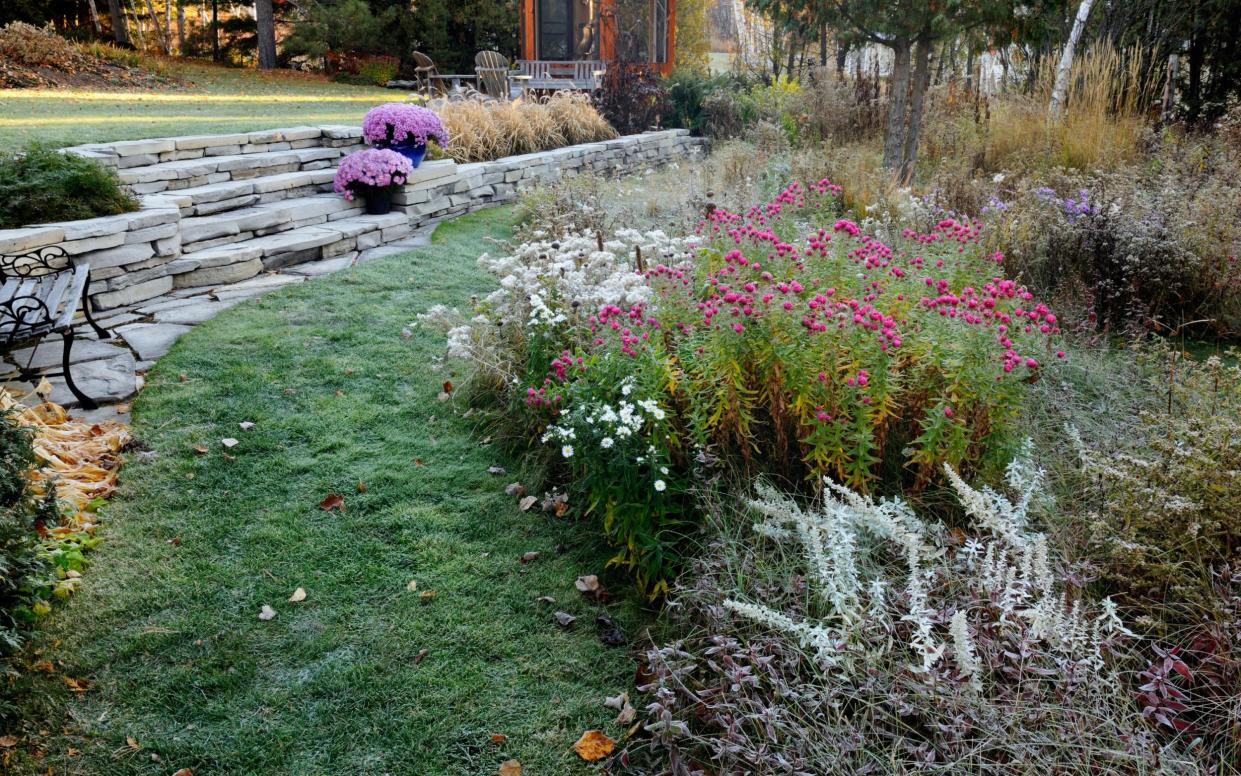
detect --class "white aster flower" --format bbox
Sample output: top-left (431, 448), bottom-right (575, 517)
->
top-left (654, 479), bottom-right (667, 492)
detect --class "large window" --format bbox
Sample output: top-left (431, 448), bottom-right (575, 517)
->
top-left (613, 0), bottom-right (667, 64)
top-left (538, 0), bottom-right (600, 60)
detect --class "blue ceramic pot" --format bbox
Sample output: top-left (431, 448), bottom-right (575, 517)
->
top-left (387, 141), bottom-right (427, 168)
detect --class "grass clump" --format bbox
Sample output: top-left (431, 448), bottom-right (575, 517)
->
top-left (0, 144), bottom-right (137, 229)
top-left (435, 95), bottom-right (616, 163)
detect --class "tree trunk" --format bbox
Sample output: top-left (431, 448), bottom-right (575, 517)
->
top-left (255, 0), bottom-right (277, 69)
top-left (964, 46), bottom-right (974, 94)
top-left (211, 0), bottom-right (220, 62)
top-left (899, 37), bottom-right (933, 184)
top-left (819, 24), bottom-right (827, 67)
top-left (143, 0), bottom-right (170, 53)
top-left (176, 0), bottom-right (186, 54)
top-left (882, 38), bottom-right (912, 170)
top-left (108, 0), bottom-right (131, 46)
top-left (85, 0), bottom-right (103, 35)
top-left (1160, 52), bottom-right (1178, 124)
top-left (1049, 0), bottom-right (1094, 120)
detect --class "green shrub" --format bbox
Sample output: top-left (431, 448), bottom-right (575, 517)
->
top-left (356, 55), bottom-right (399, 86)
top-left (0, 144), bottom-right (137, 230)
top-left (663, 66), bottom-right (747, 136)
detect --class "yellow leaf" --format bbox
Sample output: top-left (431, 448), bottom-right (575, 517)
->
top-left (288, 587), bottom-right (307, 603)
top-left (572, 729), bottom-right (614, 761)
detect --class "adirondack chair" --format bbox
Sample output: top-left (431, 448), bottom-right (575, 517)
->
top-left (410, 51), bottom-right (440, 95)
top-left (474, 50), bottom-right (512, 99)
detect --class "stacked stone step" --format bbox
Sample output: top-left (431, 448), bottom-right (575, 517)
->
top-left (0, 126), bottom-right (708, 315)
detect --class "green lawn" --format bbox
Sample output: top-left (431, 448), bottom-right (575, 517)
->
top-left (10, 208), bottom-right (647, 775)
top-left (0, 60), bottom-right (395, 150)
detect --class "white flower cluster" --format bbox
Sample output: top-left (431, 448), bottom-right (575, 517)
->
top-left (726, 443), bottom-right (1132, 683)
top-left (539, 380), bottom-right (672, 491)
top-left (477, 229), bottom-right (696, 330)
top-left (417, 230), bottom-right (697, 379)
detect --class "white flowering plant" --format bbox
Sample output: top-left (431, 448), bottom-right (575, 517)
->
top-left (538, 355), bottom-right (688, 597)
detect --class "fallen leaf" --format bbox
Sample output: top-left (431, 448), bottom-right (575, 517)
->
top-left (573, 730), bottom-right (615, 761)
top-left (615, 702), bottom-right (636, 725)
top-left (220, 437), bottom-right (239, 448)
top-left (505, 482), bottom-right (525, 497)
top-left (575, 575), bottom-right (600, 593)
top-left (258, 605), bottom-right (277, 621)
top-left (67, 746), bottom-right (80, 756)
top-left (414, 458), bottom-right (424, 467)
top-left (535, 596), bottom-right (555, 604)
top-left (192, 444), bottom-right (209, 455)
top-left (168, 537), bottom-right (182, 547)
top-left (34, 378), bottom-right (53, 399)
top-left (413, 648), bottom-right (429, 664)
top-left (31, 660), bottom-right (54, 673)
top-left (554, 611), bottom-right (577, 628)
top-left (63, 677), bottom-right (91, 693)
top-left (406, 580), bottom-right (418, 592)
top-left (498, 759), bottom-right (521, 776)
top-left (604, 691), bottom-right (628, 711)
top-left (0, 736), bottom-right (16, 748)
top-left (518, 495), bottom-right (537, 511)
top-left (115, 403), bottom-right (132, 413)
top-left (519, 551), bottom-right (540, 564)
top-left (442, 380), bottom-right (454, 394)
top-left (356, 480), bottom-right (367, 493)
top-left (172, 769), bottom-right (194, 776)
top-left (288, 587), bottom-right (307, 603)
top-left (179, 373), bottom-right (189, 382)
top-left (597, 614), bottom-right (627, 646)
top-left (335, 390), bottom-right (346, 397)
top-left (436, 391), bottom-right (450, 402)
top-left (239, 421), bottom-right (255, 430)
top-left (419, 590), bottom-right (437, 601)
top-left (126, 736), bottom-right (140, 750)
top-left (319, 493), bottom-right (345, 513)
top-left (487, 466), bottom-right (506, 476)
top-left (490, 734), bottom-right (508, 744)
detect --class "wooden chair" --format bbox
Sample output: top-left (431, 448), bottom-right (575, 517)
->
top-left (410, 51), bottom-right (440, 95)
top-left (0, 247), bottom-right (111, 409)
top-left (474, 50), bottom-right (512, 99)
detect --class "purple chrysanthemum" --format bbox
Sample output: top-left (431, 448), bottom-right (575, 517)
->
top-left (362, 102), bottom-right (450, 148)
top-left (332, 148), bottom-right (414, 200)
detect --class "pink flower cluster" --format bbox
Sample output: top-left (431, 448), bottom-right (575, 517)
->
top-left (362, 102), bottom-right (449, 147)
top-left (332, 148), bottom-right (413, 199)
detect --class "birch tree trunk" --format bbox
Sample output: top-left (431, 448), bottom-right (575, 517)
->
top-left (255, 0), bottom-right (278, 69)
top-left (882, 39), bottom-right (912, 170)
top-left (1049, 0), bottom-right (1094, 120)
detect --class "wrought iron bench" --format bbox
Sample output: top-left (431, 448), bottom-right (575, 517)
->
top-left (0, 247), bottom-right (110, 409)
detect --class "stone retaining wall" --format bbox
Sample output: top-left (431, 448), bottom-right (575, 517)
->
top-left (0, 128), bottom-right (706, 312)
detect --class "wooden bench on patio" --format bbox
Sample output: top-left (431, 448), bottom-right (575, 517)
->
top-left (513, 60), bottom-right (606, 96)
top-left (1, 247), bottom-right (111, 409)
